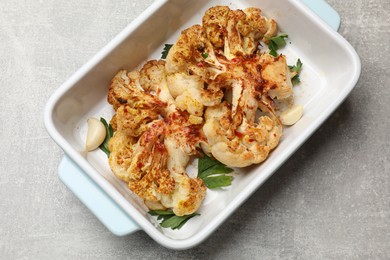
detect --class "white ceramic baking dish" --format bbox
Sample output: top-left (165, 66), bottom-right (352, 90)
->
top-left (44, 0), bottom-right (360, 249)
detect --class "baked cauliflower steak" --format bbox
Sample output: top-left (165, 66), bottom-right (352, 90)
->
top-left (107, 60), bottom-right (206, 216)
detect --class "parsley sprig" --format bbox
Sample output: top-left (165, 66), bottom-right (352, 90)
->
top-left (289, 59), bottom-right (303, 85)
top-left (161, 44), bottom-right (173, 59)
top-left (266, 34), bottom-right (288, 57)
top-left (99, 117), bottom-right (113, 157)
top-left (197, 154), bottom-right (234, 189)
top-left (148, 210), bottom-right (199, 230)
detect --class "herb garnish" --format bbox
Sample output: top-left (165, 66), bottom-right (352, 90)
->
top-left (99, 117), bottom-right (113, 157)
top-left (289, 59), bottom-right (303, 85)
top-left (161, 44), bottom-right (173, 59)
top-left (197, 154), bottom-right (234, 189)
top-left (266, 34), bottom-right (288, 57)
top-left (202, 52), bottom-right (209, 59)
top-left (148, 210), bottom-right (199, 230)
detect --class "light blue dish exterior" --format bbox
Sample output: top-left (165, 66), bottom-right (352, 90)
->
top-left (59, 156), bottom-right (140, 235)
top-left (302, 0), bottom-right (340, 31)
top-left (58, 0), bottom-right (341, 236)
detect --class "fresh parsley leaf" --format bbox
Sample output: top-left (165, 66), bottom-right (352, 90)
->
top-left (99, 117), bottom-right (113, 157)
top-left (174, 215), bottom-right (195, 230)
top-left (198, 164), bottom-right (233, 179)
top-left (288, 59), bottom-right (303, 85)
top-left (266, 34), bottom-right (288, 57)
top-left (198, 154), bottom-right (234, 189)
top-left (148, 210), bottom-right (175, 216)
top-left (197, 154), bottom-right (221, 174)
top-left (148, 210), bottom-right (199, 230)
top-left (268, 41), bottom-right (278, 57)
top-left (289, 58), bottom-right (303, 72)
top-left (161, 44), bottom-right (173, 59)
top-left (160, 214), bottom-right (198, 230)
top-left (201, 175), bottom-right (233, 189)
top-left (291, 76), bottom-right (301, 85)
top-left (149, 210), bottom-right (175, 222)
top-left (271, 34), bottom-right (288, 48)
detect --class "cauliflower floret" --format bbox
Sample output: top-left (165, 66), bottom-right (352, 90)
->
top-left (107, 70), bottom-right (133, 111)
top-left (115, 105), bottom-right (161, 137)
top-left (202, 6), bottom-right (230, 48)
top-left (160, 168), bottom-right (206, 216)
top-left (161, 112), bottom-right (206, 216)
top-left (203, 102), bottom-right (282, 167)
top-left (224, 9), bottom-right (248, 58)
top-left (127, 120), bottom-right (176, 203)
top-left (166, 73), bottom-right (223, 119)
top-left (108, 70), bottom-right (166, 111)
top-left (109, 117), bottom-right (206, 216)
top-left (259, 53), bottom-right (294, 100)
top-left (166, 25), bottom-right (225, 76)
top-left (175, 87), bottom-right (204, 117)
top-left (166, 73), bottom-right (203, 99)
top-left (108, 69), bottom-right (166, 137)
top-left (108, 131), bottom-right (137, 182)
top-left (139, 60), bottom-right (177, 115)
top-left (202, 6), bottom-right (278, 59)
top-left (139, 60), bottom-right (167, 92)
top-left (202, 53), bottom-right (283, 167)
top-left (165, 25), bottom-right (225, 117)
top-left (243, 7), bottom-right (278, 44)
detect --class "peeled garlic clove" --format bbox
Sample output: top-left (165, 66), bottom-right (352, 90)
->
top-left (280, 104), bottom-right (303, 126)
top-left (86, 117), bottom-right (106, 151)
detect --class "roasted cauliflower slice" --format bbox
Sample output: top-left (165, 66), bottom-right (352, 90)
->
top-left (109, 117), bottom-right (206, 216)
top-left (203, 102), bottom-right (282, 167)
top-left (202, 53), bottom-right (283, 167)
top-left (161, 111), bottom-right (206, 216)
top-left (111, 118), bottom-right (203, 216)
top-left (126, 120), bottom-right (176, 203)
top-left (107, 60), bottom-right (207, 216)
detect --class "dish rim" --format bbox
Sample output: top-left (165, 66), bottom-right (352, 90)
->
top-left (44, 0), bottom-right (361, 249)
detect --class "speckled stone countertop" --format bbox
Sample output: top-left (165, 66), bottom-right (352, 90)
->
top-left (1, 0), bottom-right (389, 259)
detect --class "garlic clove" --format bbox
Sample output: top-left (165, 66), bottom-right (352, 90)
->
top-left (280, 104), bottom-right (303, 126)
top-left (86, 117), bottom-right (106, 152)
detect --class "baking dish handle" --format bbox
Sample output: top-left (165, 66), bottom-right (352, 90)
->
top-left (58, 155), bottom-right (141, 236)
top-left (302, 0), bottom-right (341, 31)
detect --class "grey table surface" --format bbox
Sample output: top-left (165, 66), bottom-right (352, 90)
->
top-left (1, 0), bottom-right (389, 259)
